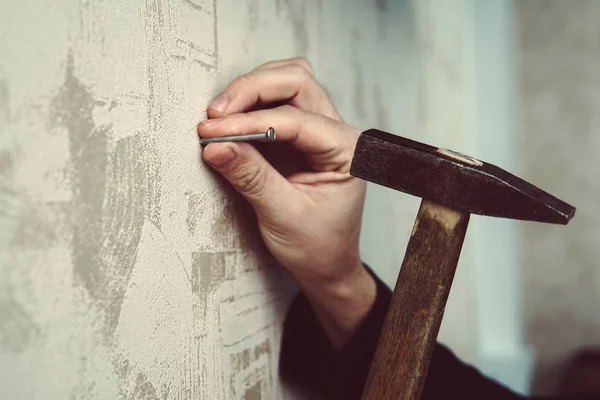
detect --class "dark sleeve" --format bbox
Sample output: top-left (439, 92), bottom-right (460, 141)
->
top-left (279, 266), bottom-right (524, 400)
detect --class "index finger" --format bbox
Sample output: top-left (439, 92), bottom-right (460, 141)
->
top-left (199, 106), bottom-right (359, 173)
top-left (207, 64), bottom-right (341, 121)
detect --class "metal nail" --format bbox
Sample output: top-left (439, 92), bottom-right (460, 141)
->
top-left (199, 127), bottom-right (276, 145)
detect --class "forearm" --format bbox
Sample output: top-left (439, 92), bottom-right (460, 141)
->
top-left (280, 267), bottom-right (527, 400)
top-left (294, 262), bottom-right (377, 350)
top-left (279, 264), bottom-right (390, 400)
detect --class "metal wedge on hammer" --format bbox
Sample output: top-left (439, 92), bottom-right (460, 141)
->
top-left (350, 129), bottom-right (576, 400)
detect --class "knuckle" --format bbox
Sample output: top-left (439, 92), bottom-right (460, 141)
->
top-left (279, 103), bottom-right (303, 119)
top-left (290, 63), bottom-right (313, 83)
top-left (254, 60), bottom-right (276, 70)
top-left (290, 57), bottom-right (314, 75)
top-left (278, 103), bottom-right (296, 114)
top-left (236, 163), bottom-right (267, 197)
top-left (232, 73), bottom-right (254, 91)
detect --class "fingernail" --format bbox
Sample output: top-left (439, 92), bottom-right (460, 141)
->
top-left (208, 93), bottom-right (229, 113)
top-left (205, 144), bottom-right (237, 168)
top-left (199, 118), bottom-right (221, 128)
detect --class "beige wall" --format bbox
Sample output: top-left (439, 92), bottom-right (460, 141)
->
top-left (361, 0), bottom-right (482, 367)
top-left (0, 0), bottom-right (417, 398)
top-left (517, 0), bottom-right (600, 394)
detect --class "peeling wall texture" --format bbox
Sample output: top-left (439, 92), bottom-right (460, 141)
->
top-left (0, 0), bottom-right (416, 398)
top-left (517, 0), bottom-right (600, 394)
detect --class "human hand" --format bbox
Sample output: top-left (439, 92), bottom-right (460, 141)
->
top-left (198, 58), bottom-right (375, 348)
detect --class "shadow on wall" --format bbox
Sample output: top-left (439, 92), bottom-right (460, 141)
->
top-left (531, 347), bottom-right (600, 397)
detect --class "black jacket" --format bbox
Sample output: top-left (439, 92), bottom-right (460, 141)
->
top-left (279, 268), bottom-right (592, 399)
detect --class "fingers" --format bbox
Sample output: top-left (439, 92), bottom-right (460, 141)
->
top-left (202, 141), bottom-right (297, 216)
top-left (199, 106), bottom-right (359, 172)
top-left (254, 57), bottom-right (315, 75)
top-left (207, 61), bottom-right (340, 121)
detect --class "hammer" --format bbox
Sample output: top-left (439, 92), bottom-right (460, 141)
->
top-left (350, 129), bottom-right (575, 400)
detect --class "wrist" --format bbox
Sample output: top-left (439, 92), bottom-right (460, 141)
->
top-left (296, 262), bottom-right (377, 350)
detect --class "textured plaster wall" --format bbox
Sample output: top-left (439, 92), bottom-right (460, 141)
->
top-left (0, 0), bottom-right (415, 398)
top-left (517, 0), bottom-right (600, 394)
top-left (410, 0), bottom-right (479, 365)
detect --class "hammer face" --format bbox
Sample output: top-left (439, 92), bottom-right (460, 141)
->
top-left (350, 129), bottom-right (575, 224)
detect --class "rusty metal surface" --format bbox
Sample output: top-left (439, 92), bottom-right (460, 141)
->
top-left (351, 129), bottom-right (575, 224)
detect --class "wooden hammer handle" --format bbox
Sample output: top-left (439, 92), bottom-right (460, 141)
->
top-left (361, 199), bottom-right (470, 399)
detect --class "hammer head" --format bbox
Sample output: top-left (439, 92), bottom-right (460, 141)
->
top-left (350, 129), bottom-right (575, 224)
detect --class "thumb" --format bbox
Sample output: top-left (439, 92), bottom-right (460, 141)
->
top-left (202, 142), bottom-right (292, 213)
